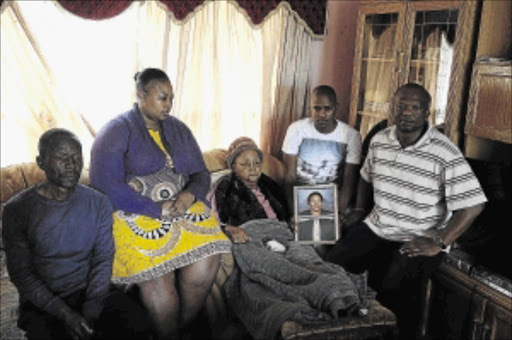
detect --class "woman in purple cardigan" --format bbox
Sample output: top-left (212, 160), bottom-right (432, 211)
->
top-left (90, 68), bottom-right (230, 339)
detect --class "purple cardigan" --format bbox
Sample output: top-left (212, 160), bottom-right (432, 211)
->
top-left (90, 104), bottom-right (210, 218)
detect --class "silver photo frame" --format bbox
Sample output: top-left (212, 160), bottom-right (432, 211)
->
top-left (293, 184), bottom-right (339, 244)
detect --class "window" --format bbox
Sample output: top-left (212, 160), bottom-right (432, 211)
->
top-left (1, 0), bottom-right (313, 166)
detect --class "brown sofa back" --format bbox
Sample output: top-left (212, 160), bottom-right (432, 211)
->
top-left (0, 163), bottom-right (90, 204)
top-left (0, 150), bottom-right (285, 204)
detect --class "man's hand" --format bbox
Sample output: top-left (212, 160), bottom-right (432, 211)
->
top-left (224, 225), bottom-right (251, 244)
top-left (343, 209), bottom-right (367, 228)
top-left (161, 191), bottom-right (195, 218)
top-left (63, 310), bottom-right (94, 340)
top-left (399, 236), bottom-right (443, 257)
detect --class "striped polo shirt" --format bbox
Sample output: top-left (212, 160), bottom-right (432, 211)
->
top-left (361, 124), bottom-right (487, 242)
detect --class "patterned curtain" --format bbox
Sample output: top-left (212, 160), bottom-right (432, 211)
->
top-left (55, 0), bottom-right (327, 35)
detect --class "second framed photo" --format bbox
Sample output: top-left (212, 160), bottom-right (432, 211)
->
top-left (293, 184), bottom-right (339, 244)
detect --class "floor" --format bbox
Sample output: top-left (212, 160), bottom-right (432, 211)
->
top-left (1, 279), bottom-right (26, 340)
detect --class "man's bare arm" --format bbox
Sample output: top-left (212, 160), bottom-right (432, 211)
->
top-left (283, 153), bottom-right (297, 210)
top-left (401, 203), bottom-right (485, 257)
top-left (339, 163), bottom-right (359, 214)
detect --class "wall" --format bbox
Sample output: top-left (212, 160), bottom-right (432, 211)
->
top-left (309, 0), bottom-right (360, 123)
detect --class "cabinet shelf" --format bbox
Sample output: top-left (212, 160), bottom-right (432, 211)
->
top-left (357, 111), bottom-right (388, 119)
top-left (409, 59), bottom-right (440, 65)
top-left (362, 57), bottom-right (395, 63)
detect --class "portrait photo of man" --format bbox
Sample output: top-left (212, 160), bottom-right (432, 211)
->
top-left (294, 186), bottom-right (339, 244)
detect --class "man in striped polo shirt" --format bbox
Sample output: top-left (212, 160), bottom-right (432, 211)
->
top-left (327, 83), bottom-right (486, 339)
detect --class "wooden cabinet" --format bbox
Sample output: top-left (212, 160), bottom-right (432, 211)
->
top-left (427, 262), bottom-right (512, 340)
top-left (465, 59), bottom-right (512, 144)
top-left (349, 0), bottom-right (479, 144)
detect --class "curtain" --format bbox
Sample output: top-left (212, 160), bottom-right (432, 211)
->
top-left (359, 23), bottom-right (397, 138)
top-left (167, 1), bottom-right (312, 156)
top-left (166, 1), bottom-right (267, 150)
top-left (408, 27), bottom-right (453, 126)
top-left (0, 0), bottom-right (316, 167)
top-left (260, 8), bottom-right (312, 156)
top-left (0, 1), bottom-right (94, 165)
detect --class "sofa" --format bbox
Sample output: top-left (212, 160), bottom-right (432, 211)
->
top-left (1, 149), bottom-right (396, 340)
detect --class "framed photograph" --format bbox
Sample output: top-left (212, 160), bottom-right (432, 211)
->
top-left (293, 184), bottom-right (339, 244)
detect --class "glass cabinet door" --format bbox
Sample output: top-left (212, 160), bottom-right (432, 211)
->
top-left (351, 5), bottom-right (406, 139)
top-left (405, 8), bottom-right (458, 126)
top-left (350, 1), bottom-right (477, 146)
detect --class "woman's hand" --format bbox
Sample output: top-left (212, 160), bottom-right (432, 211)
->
top-left (161, 191), bottom-right (195, 218)
top-left (224, 225), bottom-right (251, 244)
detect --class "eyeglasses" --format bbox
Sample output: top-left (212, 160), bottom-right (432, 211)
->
top-left (235, 161), bottom-right (262, 169)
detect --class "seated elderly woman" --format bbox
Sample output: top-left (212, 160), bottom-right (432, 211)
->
top-left (208, 137), bottom-right (290, 243)
top-left (208, 137), bottom-right (366, 340)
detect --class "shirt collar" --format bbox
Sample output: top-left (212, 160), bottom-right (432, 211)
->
top-left (387, 121), bottom-right (435, 149)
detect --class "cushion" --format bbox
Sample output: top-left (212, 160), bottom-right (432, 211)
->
top-left (261, 154), bottom-right (285, 186)
top-left (0, 163), bottom-right (43, 203)
top-left (203, 149), bottom-right (228, 173)
top-left (210, 169), bottom-right (232, 189)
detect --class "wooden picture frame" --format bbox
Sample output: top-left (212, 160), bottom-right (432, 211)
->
top-left (293, 184), bottom-right (339, 244)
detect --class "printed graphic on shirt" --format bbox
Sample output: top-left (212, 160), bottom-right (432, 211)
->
top-left (296, 138), bottom-right (346, 185)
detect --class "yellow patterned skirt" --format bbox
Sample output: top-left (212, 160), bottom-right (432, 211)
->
top-left (112, 201), bottom-right (231, 284)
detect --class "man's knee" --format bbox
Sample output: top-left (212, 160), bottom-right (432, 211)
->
top-left (381, 251), bottom-right (444, 292)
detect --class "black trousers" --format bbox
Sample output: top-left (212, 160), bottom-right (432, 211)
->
top-left (18, 286), bottom-right (152, 340)
top-left (326, 222), bottom-right (445, 339)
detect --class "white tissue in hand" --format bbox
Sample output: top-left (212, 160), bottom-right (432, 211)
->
top-left (359, 308), bottom-right (369, 316)
top-left (266, 239), bottom-right (286, 252)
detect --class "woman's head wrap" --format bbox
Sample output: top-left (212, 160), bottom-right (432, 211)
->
top-left (226, 137), bottom-right (263, 168)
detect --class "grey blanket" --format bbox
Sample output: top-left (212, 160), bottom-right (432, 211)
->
top-left (223, 219), bottom-right (362, 340)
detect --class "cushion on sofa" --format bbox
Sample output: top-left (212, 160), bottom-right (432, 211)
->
top-left (210, 169), bottom-right (232, 188)
top-left (261, 154), bottom-right (285, 186)
top-left (203, 149), bottom-right (228, 173)
top-left (0, 163), bottom-right (45, 203)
